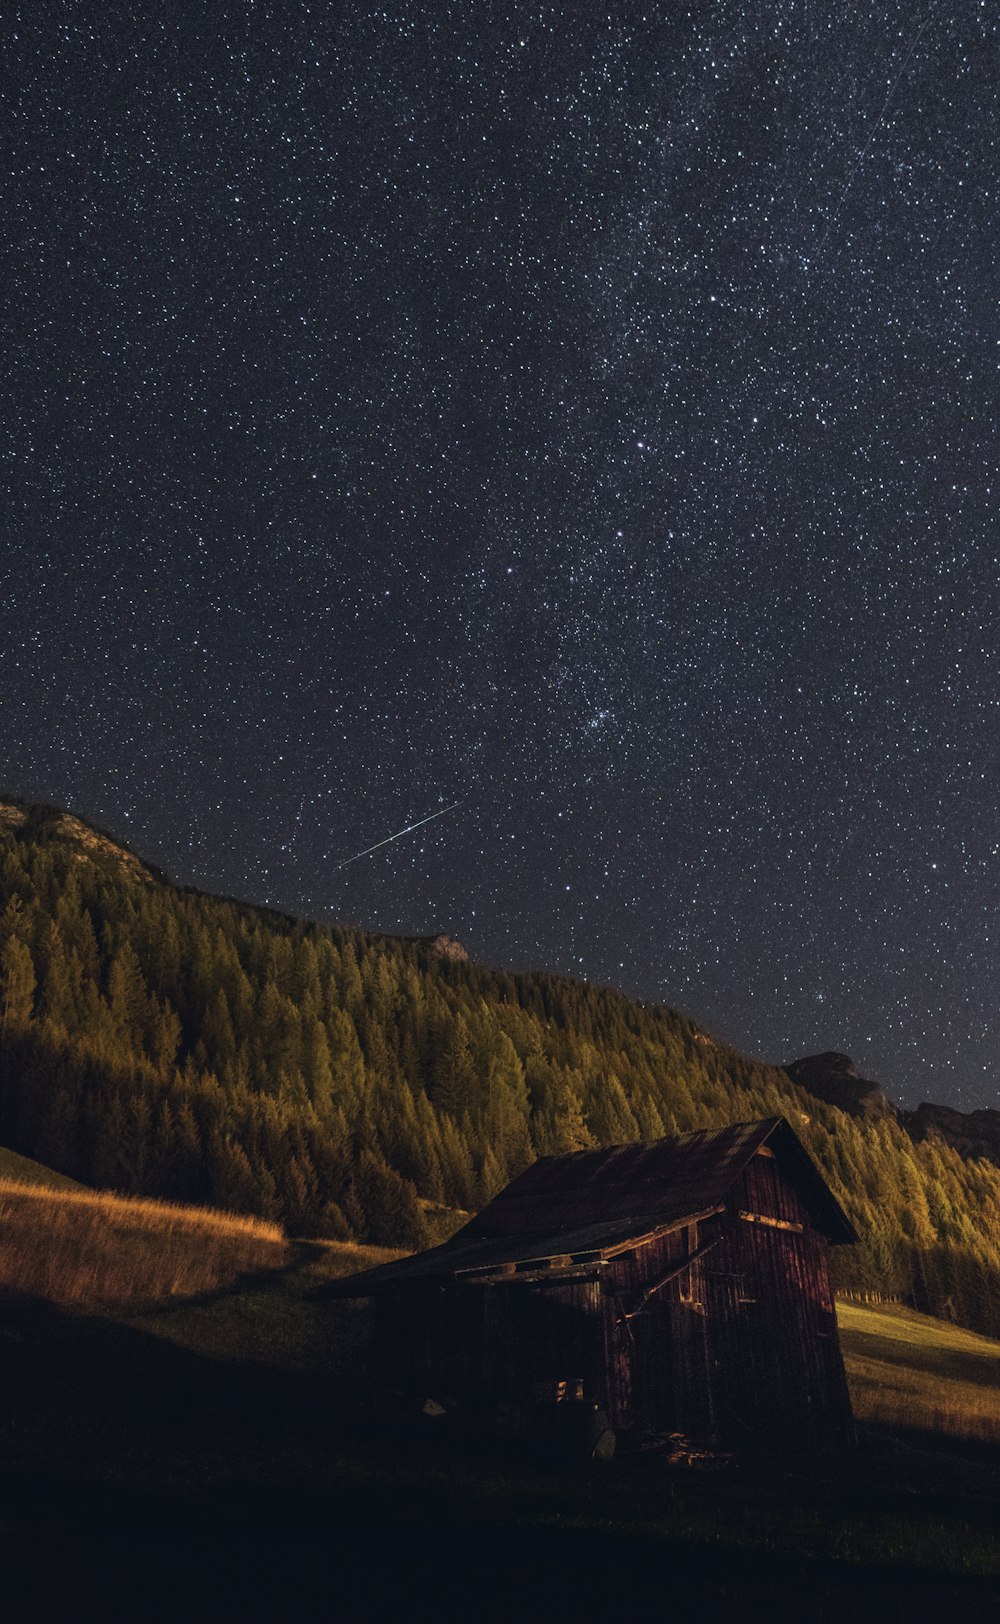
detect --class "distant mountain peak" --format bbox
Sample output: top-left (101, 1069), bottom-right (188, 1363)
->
top-left (783, 1052), bottom-right (898, 1122)
top-left (419, 933), bottom-right (468, 962)
top-left (0, 800), bottom-right (157, 886)
top-left (784, 1050), bottom-right (1000, 1174)
top-left (902, 1101), bottom-right (1000, 1169)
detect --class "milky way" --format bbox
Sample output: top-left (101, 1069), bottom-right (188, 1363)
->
top-left (3, 3), bottom-right (999, 1106)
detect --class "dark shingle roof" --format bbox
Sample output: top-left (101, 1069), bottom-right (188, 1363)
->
top-left (320, 1117), bottom-right (855, 1297)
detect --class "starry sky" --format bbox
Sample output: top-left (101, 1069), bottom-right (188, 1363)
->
top-left (3, 2), bottom-right (999, 1108)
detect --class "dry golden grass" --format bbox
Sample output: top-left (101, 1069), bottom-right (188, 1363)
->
top-left (0, 1179), bottom-right (291, 1310)
top-left (839, 1299), bottom-right (1000, 1444)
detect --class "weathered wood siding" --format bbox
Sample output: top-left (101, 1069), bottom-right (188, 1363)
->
top-left (598, 1154), bottom-right (852, 1448)
top-left (737, 1151), bottom-right (815, 1228)
top-left (714, 1156), bottom-right (852, 1446)
top-left (372, 1285), bottom-right (487, 1402)
top-left (480, 1278), bottom-right (604, 1404)
top-left (371, 1148), bottom-right (852, 1451)
top-left (601, 1223), bottom-right (712, 1436)
top-left (373, 1278), bottom-right (606, 1410)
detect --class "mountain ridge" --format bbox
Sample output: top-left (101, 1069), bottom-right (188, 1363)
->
top-left (3, 798), bottom-right (1000, 1337)
top-left (782, 1049), bottom-right (1000, 1175)
top-left (6, 797), bottom-right (997, 1177)
top-left (10, 797), bottom-right (992, 1172)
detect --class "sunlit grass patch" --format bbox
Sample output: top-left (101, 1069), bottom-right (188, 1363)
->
top-left (0, 1179), bottom-right (290, 1310)
top-left (839, 1300), bottom-right (1000, 1443)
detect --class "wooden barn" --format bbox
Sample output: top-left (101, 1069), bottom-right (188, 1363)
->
top-left (325, 1118), bottom-right (856, 1454)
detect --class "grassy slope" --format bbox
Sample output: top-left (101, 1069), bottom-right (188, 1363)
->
top-left (124, 1236), bottom-right (400, 1373)
top-left (0, 1179), bottom-right (291, 1308)
top-left (0, 1286), bottom-right (997, 1621)
top-left (0, 1176), bottom-right (397, 1368)
top-left (0, 1145), bottom-right (84, 1192)
top-left (4, 1177), bottom-right (1000, 1436)
top-left (118, 1260), bottom-right (1000, 1594)
top-left (1, 1188), bottom-right (999, 1614)
top-left (839, 1299), bottom-right (1000, 1443)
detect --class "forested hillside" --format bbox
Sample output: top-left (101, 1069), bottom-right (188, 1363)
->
top-left (2, 801), bottom-right (1000, 1335)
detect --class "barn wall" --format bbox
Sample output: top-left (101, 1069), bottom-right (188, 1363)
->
top-left (374, 1278), bottom-right (608, 1411)
top-left (604, 1222), bottom-right (717, 1439)
top-left (601, 1158), bottom-right (853, 1449)
top-left (701, 1154), bottom-right (853, 1448)
top-left (479, 1278), bottom-right (605, 1406)
top-left (737, 1152), bottom-right (815, 1228)
top-left (369, 1147), bottom-right (853, 1452)
top-left (372, 1285), bottom-right (488, 1403)
top-left (713, 1183), bottom-right (853, 1447)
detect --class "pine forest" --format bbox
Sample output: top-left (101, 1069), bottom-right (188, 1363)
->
top-left (2, 803), bottom-right (1000, 1337)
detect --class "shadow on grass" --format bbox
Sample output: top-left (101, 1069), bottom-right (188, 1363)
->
top-left (1, 1290), bottom-right (1000, 1623)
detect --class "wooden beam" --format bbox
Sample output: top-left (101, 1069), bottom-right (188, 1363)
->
top-left (738, 1210), bottom-right (804, 1233)
top-left (597, 1206), bottom-right (726, 1260)
top-left (619, 1235), bottom-right (723, 1320)
top-left (451, 1207), bottom-right (725, 1279)
top-left (464, 1266), bottom-right (605, 1287)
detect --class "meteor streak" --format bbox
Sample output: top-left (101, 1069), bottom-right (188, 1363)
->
top-left (335, 801), bottom-right (464, 870)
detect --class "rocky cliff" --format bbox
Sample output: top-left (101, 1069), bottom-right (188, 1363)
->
top-left (783, 1052), bottom-right (898, 1123)
top-left (784, 1050), bottom-right (1000, 1172)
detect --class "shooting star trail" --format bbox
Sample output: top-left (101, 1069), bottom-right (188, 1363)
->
top-left (284, 787), bottom-right (309, 856)
top-left (335, 801), bottom-right (464, 870)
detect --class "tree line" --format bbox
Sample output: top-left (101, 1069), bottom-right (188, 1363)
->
top-left (2, 807), bottom-right (1000, 1334)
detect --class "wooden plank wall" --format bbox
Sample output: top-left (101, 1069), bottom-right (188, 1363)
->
top-left (698, 1158), bottom-right (853, 1449)
top-left (372, 1152), bottom-right (853, 1451)
top-left (602, 1224), bottom-right (702, 1436)
top-left (479, 1279), bottom-right (604, 1405)
top-left (600, 1156), bottom-right (853, 1448)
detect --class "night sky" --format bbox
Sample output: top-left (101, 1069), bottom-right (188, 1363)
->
top-left (3, 3), bottom-right (999, 1108)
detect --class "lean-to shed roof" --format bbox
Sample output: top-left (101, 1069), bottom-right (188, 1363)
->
top-left (320, 1117), bottom-right (855, 1297)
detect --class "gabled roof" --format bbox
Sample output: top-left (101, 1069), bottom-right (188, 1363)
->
top-left (320, 1117), bottom-right (856, 1298)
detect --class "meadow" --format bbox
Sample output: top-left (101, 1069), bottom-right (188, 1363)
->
top-left (0, 1181), bottom-right (999, 1618)
top-left (0, 1178), bottom-right (290, 1307)
top-left (839, 1299), bottom-right (1000, 1444)
top-left (3, 1175), bottom-right (1000, 1439)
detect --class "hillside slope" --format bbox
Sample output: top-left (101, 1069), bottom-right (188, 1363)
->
top-left (2, 800), bottom-right (1000, 1335)
top-left (0, 1179), bottom-right (290, 1308)
top-left (840, 1301), bottom-right (1000, 1444)
top-left (0, 1144), bottom-right (84, 1192)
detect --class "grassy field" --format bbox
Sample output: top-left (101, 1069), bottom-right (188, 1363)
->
top-left (839, 1299), bottom-right (1000, 1444)
top-left (0, 1179), bottom-right (292, 1308)
top-left (0, 1284), bottom-right (996, 1620)
top-left (0, 1144), bottom-right (84, 1192)
top-left (3, 1177), bottom-right (1000, 1435)
top-left (1, 1191), bottom-right (999, 1617)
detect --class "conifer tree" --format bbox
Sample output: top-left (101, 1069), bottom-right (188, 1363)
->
top-left (8, 808), bottom-right (1000, 1327)
top-left (0, 936), bottom-right (35, 1029)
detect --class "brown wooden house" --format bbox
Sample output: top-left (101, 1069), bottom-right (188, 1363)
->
top-left (325, 1118), bottom-right (856, 1453)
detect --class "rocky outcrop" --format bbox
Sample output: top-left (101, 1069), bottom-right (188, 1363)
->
top-left (421, 934), bottom-right (468, 962)
top-left (0, 802), bottom-right (157, 885)
top-left (784, 1052), bottom-right (1000, 1172)
top-left (400, 932), bottom-right (469, 962)
top-left (783, 1052), bottom-right (898, 1122)
top-left (51, 813), bottom-right (155, 884)
top-left (902, 1102), bottom-right (1000, 1168)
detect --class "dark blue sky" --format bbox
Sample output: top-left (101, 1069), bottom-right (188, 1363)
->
top-left (3, 2), bottom-right (999, 1108)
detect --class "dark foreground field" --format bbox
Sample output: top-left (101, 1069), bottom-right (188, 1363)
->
top-left (1, 1281), bottom-right (1000, 1623)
